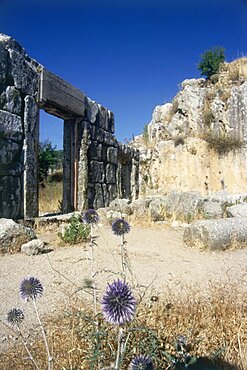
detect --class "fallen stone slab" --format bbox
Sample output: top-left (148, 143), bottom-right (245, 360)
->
top-left (183, 218), bottom-right (247, 250)
top-left (0, 218), bottom-right (36, 253)
top-left (227, 203), bottom-right (247, 218)
top-left (21, 239), bottom-right (45, 256)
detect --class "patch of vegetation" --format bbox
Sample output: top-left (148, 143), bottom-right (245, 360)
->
top-left (198, 46), bottom-right (225, 79)
top-left (142, 124), bottom-right (149, 145)
top-left (204, 132), bottom-right (244, 155)
top-left (39, 140), bottom-right (63, 184)
top-left (174, 136), bottom-right (185, 147)
top-left (204, 110), bottom-right (215, 127)
top-left (58, 215), bottom-right (90, 244)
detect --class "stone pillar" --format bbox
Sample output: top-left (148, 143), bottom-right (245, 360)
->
top-left (23, 96), bottom-right (39, 219)
top-left (63, 119), bottom-right (75, 213)
top-left (78, 122), bottom-right (89, 210)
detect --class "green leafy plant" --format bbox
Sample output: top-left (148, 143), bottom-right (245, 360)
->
top-left (142, 124), bottom-right (149, 145)
top-left (39, 140), bottom-right (61, 184)
top-left (198, 47), bottom-right (225, 79)
top-left (58, 215), bottom-right (90, 244)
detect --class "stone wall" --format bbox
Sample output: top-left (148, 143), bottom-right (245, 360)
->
top-left (0, 34), bottom-right (139, 219)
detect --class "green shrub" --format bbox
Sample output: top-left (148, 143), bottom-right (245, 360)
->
top-left (198, 46), bottom-right (225, 79)
top-left (58, 215), bottom-right (90, 244)
top-left (142, 124), bottom-right (149, 144)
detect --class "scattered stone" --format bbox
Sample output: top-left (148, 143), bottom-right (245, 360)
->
top-left (201, 200), bottom-right (224, 219)
top-left (184, 218), bottom-right (247, 250)
top-left (130, 199), bottom-right (152, 216)
top-left (21, 239), bottom-right (45, 256)
top-left (0, 218), bottom-right (36, 253)
top-left (109, 198), bottom-right (132, 215)
top-left (227, 203), bottom-right (247, 218)
top-left (106, 210), bottom-right (127, 221)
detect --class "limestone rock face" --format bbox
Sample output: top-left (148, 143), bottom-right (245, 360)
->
top-left (0, 218), bottom-right (36, 253)
top-left (135, 59), bottom-right (247, 197)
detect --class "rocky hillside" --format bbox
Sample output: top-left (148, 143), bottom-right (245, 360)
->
top-left (134, 58), bottom-right (247, 197)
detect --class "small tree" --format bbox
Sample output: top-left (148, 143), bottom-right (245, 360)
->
top-left (198, 46), bottom-right (225, 79)
top-left (38, 140), bottom-right (59, 184)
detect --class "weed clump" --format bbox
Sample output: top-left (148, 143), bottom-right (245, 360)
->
top-left (204, 132), bottom-right (244, 155)
top-left (58, 214), bottom-right (90, 244)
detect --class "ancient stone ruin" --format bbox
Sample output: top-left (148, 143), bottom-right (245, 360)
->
top-left (0, 34), bottom-right (139, 219)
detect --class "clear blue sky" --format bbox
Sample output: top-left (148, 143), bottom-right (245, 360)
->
top-left (1, 0), bottom-right (247, 148)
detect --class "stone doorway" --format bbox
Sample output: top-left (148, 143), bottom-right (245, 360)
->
top-left (38, 111), bottom-right (63, 215)
top-left (36, 68), bottom-right (85, 216)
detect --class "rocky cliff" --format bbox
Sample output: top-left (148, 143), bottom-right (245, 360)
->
top-left (134, 58), bottom-right (247, 197)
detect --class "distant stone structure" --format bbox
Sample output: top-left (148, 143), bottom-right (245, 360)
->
top-left (0, 34), bottom-right (139, 219)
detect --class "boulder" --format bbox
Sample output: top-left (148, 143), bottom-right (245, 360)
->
top-left (149, 197), bottom-right (167, 221)
top-left (0, 218), bottom-right (36, 253)
top-left (109, 198), bottom-right (132, 215)
top-left (227, 203), bottom-right (247, 218)
top-left (184, 218), bottom-right (247, 250)
top-left (201, 200), bottom-right (224, 219)
top-left (130, 199), bottom-right (152, 216)
top-left (21, 239), bottom-right (45, 256)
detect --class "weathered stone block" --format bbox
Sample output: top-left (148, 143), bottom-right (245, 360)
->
top-left (3, 86), bottom-right (22, 115)
top-left (89, 141), bottom-right (102, 160)
top-left (106, 164), bottom-right (117, 184)
top-left (107, 147), bottom-right (118, 164)
top-left (201, 200), bottom-right (224, 219)
top-left (184, 218), bottom-right (247, 250)
top-left (0, 161), bottom-right (23, 176)
top-left (9, 49), bottom-right (38, 95)
top-left (98, 106), bottom-right (108, 130)
top-left (106, 110), bottom-right (115, 133)
top-left (109, 198), bottom-right (132, 214)
top-left (108, 184), bottom-right (117, 203)
top-left (89, 161), bottom-right (105, 183)
top-left (104, 131), bottom-right (118, 147)
top-left (0, 44), bottom-right (8, 82)
top-left (85, 98), bottom-right (99, 124)
top-left (0, 218), bottom-right (35, 253)
top-left (0, 176), bottom-right (22, 218)
top-left (0, 139), bottom-right (21, 165)
top-left (0, 110), bottom-right (22, 141)
top-left (21, 239), bottom-right (45, 256)
top-left (94, 183), bottom-right (104, 208)
top-left (23, 96), bottom-right (39, 218)
top-left (91, 126), bottom-right (104, 143)
top-left (227, 203), bottom-right (247, 218)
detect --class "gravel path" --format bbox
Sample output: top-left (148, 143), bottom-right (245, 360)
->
top-left (0, 224), bottom-right (246, 346)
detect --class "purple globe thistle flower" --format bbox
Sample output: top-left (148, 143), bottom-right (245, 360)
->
top-left (82, 209), bottom-right (99, 224)
top-left (20, 277), bottom-right (43, 301)
top-left (102, 279), bottom-right (136, 325)
top-left (130, 355), bottom-right (154, 370)
top-left (7, 308), bottom-right (24, 325)
top-left (112, 219), bottom-right (130, 236)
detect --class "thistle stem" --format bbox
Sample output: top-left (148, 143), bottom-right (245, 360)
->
top-left (115, 327), bottom-right (124, 370)
top-left (32, 299), bottom-right (52, 370)
top-left (90, 224), bottom-right (97, 318)
top-left (120, 235), bottom-right (126, 281)
top-left (17, 325), bottom-right (40, 370)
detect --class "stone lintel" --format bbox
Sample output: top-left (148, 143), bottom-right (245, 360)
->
top-left (38, 67), bottom-right (85, 119)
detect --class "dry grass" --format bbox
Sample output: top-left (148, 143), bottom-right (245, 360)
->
top-left (39, 180), bottom-right (63, 214)
top-left (1, 284), bottom-right (246, 369)
top-left (204, 132), bottom-right (244, 156)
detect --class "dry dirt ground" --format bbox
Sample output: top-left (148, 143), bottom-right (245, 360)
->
top-left (0, 223), bottom-right (246, 346)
